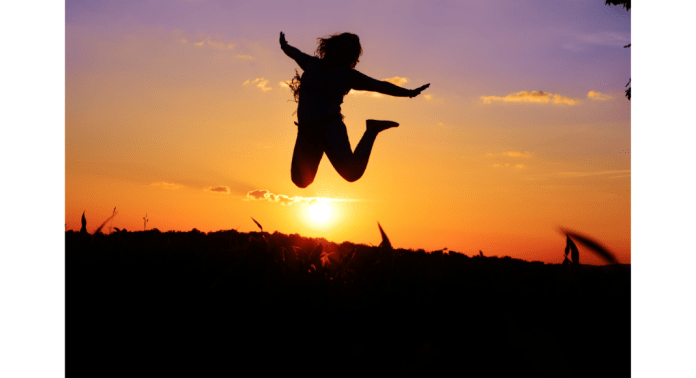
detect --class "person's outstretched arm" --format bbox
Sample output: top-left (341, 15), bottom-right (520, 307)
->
top-left (350, 70), bottom-right (430, 98)
top-left (280, 32), bottom-right (313, 71)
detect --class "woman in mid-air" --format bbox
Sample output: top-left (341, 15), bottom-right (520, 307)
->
top-left (280, 31), bottom-right (429, 188)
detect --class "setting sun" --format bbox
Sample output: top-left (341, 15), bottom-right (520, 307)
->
top-left (308, 202), bottom-right (332, 224)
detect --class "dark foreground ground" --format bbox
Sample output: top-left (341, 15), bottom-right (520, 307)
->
top-left (67, 229), bottom-right (630, 377)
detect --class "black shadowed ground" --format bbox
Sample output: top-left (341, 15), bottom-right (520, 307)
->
top-left (67, 228), bottom-right (629, 377)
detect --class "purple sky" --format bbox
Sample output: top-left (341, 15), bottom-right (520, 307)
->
top-left (66, 0), bottom-right (630, 99)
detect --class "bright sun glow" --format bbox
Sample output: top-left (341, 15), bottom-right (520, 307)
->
top-left (308, 202), bottom-right (332, 224)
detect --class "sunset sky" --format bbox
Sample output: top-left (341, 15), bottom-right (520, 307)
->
top-left (65, 0), bottom-right (631, 264)
top-left (14, 2), bottom-right (696, 375)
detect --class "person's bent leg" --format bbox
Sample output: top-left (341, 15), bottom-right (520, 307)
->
top-left (324, 120), bottom-right (398, 182)
top-left (366, 119), bottom-right (399, 133)
top-left (291, 133), bottom-right (324, 188)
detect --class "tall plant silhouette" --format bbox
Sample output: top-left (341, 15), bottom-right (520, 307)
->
top-left (80, 211), bottom-right (87, 234)
top-left (109, 207), bottom-right (116, 234)
top-left (560, 228), bottom-right (618, 265)
top-left (251, 217), bottom-right (263, 232)
top-left (377, 222), bottom-right (392, 251)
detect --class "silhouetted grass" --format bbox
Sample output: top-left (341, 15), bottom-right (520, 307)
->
top-left (67, 216), bottom-right (629, 377)
top-left (251, 217), bottom-right (264, 232)
top-left (560, 227), bottom-right (619, 265)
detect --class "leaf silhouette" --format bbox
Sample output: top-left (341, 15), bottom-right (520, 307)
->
top-left (377, 222), bottom-right (392, 251)
top-left (341, 248), bottom-right (356, 267)
top-left (565, 235), bottom-right (579, 266)
top-left (251, 217), bottom-right (263, 232)
top-left (80, 211), bottom-right (87, 234)
top-left (109, 207), bottom-right (117, 233)
top-left (94, 212), bottom-right (118, 235)
top-left (564, 236), bottom-right (570, 256)
top-left (320, 252), bottom-right (331, 267)
top-left (562, 255), bottom-right (570, 267)
top-left (309, 243), bottom-right (323, 268)
top-left (560, 228), bottom-right (618, 264)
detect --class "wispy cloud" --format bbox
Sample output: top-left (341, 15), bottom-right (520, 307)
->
top-left (245, 189), bottom-right (358, 205)
top-left (490, 151), bottom-right (531, 169)
top-left (487, 151), bottom-right (533, 158)
top-left (557, 169), bottom-right (631, 178)
top-left (189, 35), bottom-right (235, 50)
top-left (506, 151), bottom-right (532, 158)
top-left (382, 76), bottom-right (410, 86)
top-left (492, 163), bottom-right (526, 169)
top-left (562, 31), bottom-right (630, 52)
top-left (243, 78), bottom-right (271, 91)
top-left (480, 90), bottom-right (580, 105)
top-left (278, 81), bottom-right (289, 88)
top-left (204, 186), bottom-right (230, 194)
top-left (348, 89), bottom-right (383, 98)
top-left (588, 90), bottom-right (613, 101)
top-left (151, 182), bottom-right (183, 190)
top-left (578, 32), bottom-right (629, 46)
top-left (236, 54), bottom-right (254, 60)
top-left (246, 189), bottom-right (296, 205)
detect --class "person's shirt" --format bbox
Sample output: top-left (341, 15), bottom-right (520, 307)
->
top-left (281, 43), bottom-right (413, 123)
top-left (297, 57), bottom-right (353, 122)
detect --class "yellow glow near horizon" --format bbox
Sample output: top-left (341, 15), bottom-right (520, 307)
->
top-left (308, 202), bottom-right (332, 225)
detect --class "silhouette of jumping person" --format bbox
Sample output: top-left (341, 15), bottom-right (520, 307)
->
top-left (280, 31), bottom-right (430, 188)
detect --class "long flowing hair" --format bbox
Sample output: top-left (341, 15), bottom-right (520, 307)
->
top-left (288, 32), bottom-right (363, 103)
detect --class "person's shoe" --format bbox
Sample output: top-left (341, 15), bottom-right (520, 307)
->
top-left (366, 119), bottom-right (399, 132)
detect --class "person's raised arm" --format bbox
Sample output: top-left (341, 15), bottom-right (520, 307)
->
top-left (349, 70), bottom-right (430, 98)
top-left (280, 32), bottom-right (313, 71)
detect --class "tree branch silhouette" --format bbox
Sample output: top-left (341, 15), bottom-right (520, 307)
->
top-left (605, 1), bottom-right (631, 100)
top-left (605, 0), bottom-right (630, 11)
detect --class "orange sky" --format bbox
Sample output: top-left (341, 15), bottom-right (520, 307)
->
top-left (65, 0), bottom-right (631, 264)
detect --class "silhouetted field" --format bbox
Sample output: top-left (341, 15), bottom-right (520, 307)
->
top-left (67, 228), bottom-right (629, 377)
